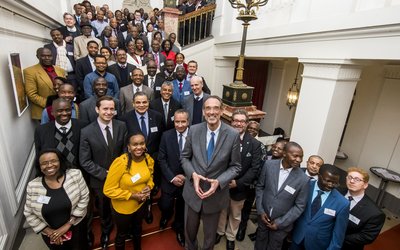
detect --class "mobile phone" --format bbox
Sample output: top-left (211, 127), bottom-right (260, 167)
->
top-left (62, 231), bottom-right (72, 241)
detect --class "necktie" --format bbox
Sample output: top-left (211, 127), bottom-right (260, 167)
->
top-left (178, 133), bottom-right (183, 153)
top-left (60, 127), bottom-right (67, 134)
top-left (207, 132), bottom-right (215, 163)
top-left (179, 82), bottom-right (183, 92)
top-left (311, 190), bottom-right (324, 217)
top-left (163, 103), bottom-right (168, 123)
top-left (154, 53), bottom-right (159, 67)
top-left (140, 116), bottom-right (147, 139)
top-left (195, 96), bottom-right (200, 101)
top-left (105, 126), bottom-right (114, 155)
top-left (136, 87), bottom-right (140, 93)
top-left (150, 77), bottom-right (155, 89)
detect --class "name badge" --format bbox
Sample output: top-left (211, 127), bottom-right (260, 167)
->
top-left (349, 214), bottom-right (360, 225)
top-left (324, 208), bottom-right (336, 217)
top-left (156, 86), bottom-right (161, 91)
top-left (171, 116), bottom-right (174, 121)
top-left (284, 185), bottom-right (296, 195)
top-left (67, 51), bottom-right (73, 56)
top-left (37, 195), bottom-right (51, 204)
top-left (150, 127), bottom-right (158, 133)
top-left (131, 173), bottom-right (141, 183)
top-left (184, 91), bottom-right (190, 96)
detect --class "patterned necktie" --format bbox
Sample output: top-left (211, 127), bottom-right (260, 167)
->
top-left (60, 127), bottom-right (67, 134)
top-left (207, 132), bottom-right (215, 163)
top-left (311, 190), bottom-right (324, 217)
top-left (136, 87), bottom-right (140, 93)
top-left (150, 77), bottom-right (155, 89)
top-left (140, 116), bottom-right (147, 139)
top-left (105, 126), bottom-right (114, 155)
top-left (179, 133), bottom-right (183, 153)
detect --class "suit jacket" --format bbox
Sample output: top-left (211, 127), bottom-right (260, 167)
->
top-left (79, 96), bottom-right (121, 126)
top-left (182, 93), bottom-right (209, 125)
top-left (44, 43), bottom-right (76, 71)
top-left (24, 64), bottom-right (66, 120)
top-left (256, 160), bottom-right (309, 231)
top-left (291, 181), bottom-right (350, 250)
top-left (181, 122), bottom-right (241, 214)
top-left (119, 84), bottom-right (154, 114)
top-left (34, 119), bottom-right (85, 167)
top-left (339, 189), bottom-right (385, 250)
top-left (230, 132), bottom-right (262, 201)
top-left (120, 109), bottom-right (165, 159)
top-left (144, 74), bottom-right (165, 99)
top-left (158, 128), bottom-right (185, 194)
top-left (107, 63), bottom-right (136, 88)
top-left (152, 52), bottom-right (167, 70)
top-left (172, 79), bottom-right (191, 104)
top-left (75, 56), bottom-right (94, 91)
top-left (79, 119), bottom-right (127, 188)
top-left (149, 98), bottom-right (182, 130)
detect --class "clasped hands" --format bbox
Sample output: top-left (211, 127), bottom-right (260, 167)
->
top-left (261, 213), bottom-right (278, 231)
top-left (192, 172), bottom-right (219, 199)
top-left (43, 224), bottom-right (71, 245)
top-left (131, 185), bottom-right (151, 202)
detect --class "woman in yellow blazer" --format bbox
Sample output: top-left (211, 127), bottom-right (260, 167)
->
top-left (104, 132), bottom-right (154, 250)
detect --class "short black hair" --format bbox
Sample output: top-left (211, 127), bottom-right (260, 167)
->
top-left (319, 164), bottom-right (340, 176)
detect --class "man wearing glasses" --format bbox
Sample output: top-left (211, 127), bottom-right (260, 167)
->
top-left (290, 164), bottom-right (350, 250)
top-left (341, 167), bottom-right (385, 250)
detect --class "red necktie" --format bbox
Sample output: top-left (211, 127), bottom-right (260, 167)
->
top-left (179, 82), bottom-right (183, 92)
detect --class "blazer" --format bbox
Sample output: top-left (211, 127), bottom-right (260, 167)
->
top-left (256, 160), bottom-right (309, 231)
top-left (149, 97), bottom-right (182, 130)
top-left (79, 119), bottom-right (127, 188)
top-left (182, 93), bottom-right (210, 125)
top-left (291, 181), bottom-right (350, 250)
top-left (339, 189), bottom-right (385, 250)
top-left (34, 119), bottom-right (85, 167)
top-left (24, 64), bottom-right (66, 120)
top-left (119, 84), bottom-right (154, 114)
top-left (158, 128), bottom-right (185, 194)
top-left (79, 96), bottom-right (122, 126)
top-left (24, 169), bottom-right (89, 233)
top-left (44, 42), bottom-right (76, 71)
top-left (172, 79), bottom-right (192, 104)
top-left (120, 109), bottom-right (165, 159)
top-left (107, 63), bottom-right (136, 88)
top-left (181, 122), bottom-right (241, 214)
top-left (144, 74), bottom-right (165, 99)
top-left (75, 56), bottom-right (94, 91)
top-left (230, 132), bottom-right (262, 201)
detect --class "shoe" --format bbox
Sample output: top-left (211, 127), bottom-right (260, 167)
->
top-left (236, 226), bottom-right (246, 241)
top-left (215, 234), bottom-right (223, 245)
top-left (145, 208), bottom-right (153, 224)
top-left (159, 218), bottom-right (168, 230)
top-left (176, 232), bottom-right (185, 247)
top-left (248, 232), bottom-right (257, 241)
top-left (100, 233), bottom-right (109, 249)
top-left (226, 240), bottom-right (235, 250)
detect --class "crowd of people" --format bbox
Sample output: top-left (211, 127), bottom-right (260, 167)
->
top-left (22, 1), bottom-right (386, 250)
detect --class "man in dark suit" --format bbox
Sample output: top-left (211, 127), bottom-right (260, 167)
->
top-left (254, 142), bottom-right (309, 250)
top-left (44, 29), bottom-right (76, 88)
top-left (181, 95), bottom-right (241, 250)
top-left (150, 82), bottom-right (182, 130)
top-left (154, 60), bottom-right (176, 99)
top-left (143, 60), bottom-right (164, 90)
top-left (34, 98), bottom-right (85, 168)
top-left (290, 164), bottom-right (350, 250)
top-left (158, 109), bottom-right (190, 246)
top-left (75, 40), bottom-right (98, 101)
top-left (182, 76), bottom-right (209, 125)
top-left (151, 39), bottom-right (166, 70)
top-left (186, 60), bottom-right (211, 94)
top-left (172, 66), bottom-right (191, 104)
top-left (79, 96), bottom-right (127, 249)
top-left (107, 48), bottom-right (136, 88)
top-left (120, 91), bottom-right (165, 223)
top-left (341, 167), bottom-right (385, 250)
top-left (216, 109), bottom-right (261, 250)
top-left (58, 12), bottom-right (81, 45)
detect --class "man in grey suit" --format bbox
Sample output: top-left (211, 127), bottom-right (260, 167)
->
top-left (255, 142), bottom-right (310, 250)
top-left (119, 68), bottom-right (154, 114)
top-left (182, 76), bottom-right (209, 125)
top-left (181, 95), bottom-right (241, 250)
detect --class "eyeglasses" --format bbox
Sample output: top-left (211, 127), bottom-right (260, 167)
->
top-left (346, 175), bottom-right (364, 183)
top-left (40, 159), bottom-right (59, 167)
top-left (232, 119), bottom-right (247, 124)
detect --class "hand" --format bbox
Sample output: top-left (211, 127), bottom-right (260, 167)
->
top-left (266, 221), bottom-right (278, 231)
top-left (65, 36), bottom-right (73, 42)
top-left (131, 192), bottom-right (148, 202)
top-left (172, 174), bottom-right (186, 187)
top-left (260, 213), bottom-right (271, 225)
top-left (228, 180), bottom-right (237, 189)
top-left (48, 224), bottom-right (71, 243)
top-left (141, 185), bottom-right (151, 195)
top-left (199, 178), bottom-right (219, 199)
top-left (192, 172), bottom-right (207, 198)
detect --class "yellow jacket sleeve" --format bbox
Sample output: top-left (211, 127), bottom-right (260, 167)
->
top-left (103, 155), bottom-right (132, 201)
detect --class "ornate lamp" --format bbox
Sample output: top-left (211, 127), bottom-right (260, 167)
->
top-left (223, 0), bottom-right (269, 107)
top-left (286, 64), bottom-right (301, 110)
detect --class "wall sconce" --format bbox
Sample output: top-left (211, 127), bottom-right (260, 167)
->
top-left (287, 64), bottom-right (301, 110)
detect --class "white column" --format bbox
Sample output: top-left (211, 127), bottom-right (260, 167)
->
top-left (290, 59), bottom-right (362, 165)
top-left (214, 57), bottom-right (236, 97)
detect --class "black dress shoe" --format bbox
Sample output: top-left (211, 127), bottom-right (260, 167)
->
top-left (100, 234), bottom-right (109, 249)
top-left (226, 240), bottom-right (235, 250)
top-left (176, 232), bottom-right (185, 247)
top-left (236, 226), bottom-right (246, 241)
top-left (248, 232), bottom-right (257, 241)
top-left (215, 234), bottom-right (223, 245)
top-left (159, 218), bottom-right (168, 230)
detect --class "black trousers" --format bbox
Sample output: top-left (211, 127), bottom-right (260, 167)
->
top-left (239, 188), bottom-right (256, 230)
top-left (158, 186), bottom-right (185, 233)
top-left (87, 188), bottom-right (113, 237)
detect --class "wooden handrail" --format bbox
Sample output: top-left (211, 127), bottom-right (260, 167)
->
top-left (178, 4), bottom-right (217, 22)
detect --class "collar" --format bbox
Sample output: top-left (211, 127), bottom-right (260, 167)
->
top-left (97, 117), bottom-right (112, 129)
top-left (95, 70), bottom-right (107, 77)
top-left (305, 169), bottom-right (318, 180)
top-left (345, 191), bottom-right (364, 203)
top-left (314, 181), bottom-right (331, 197)
top-left (176, 128), bottom-right (189, 137)
top-left (207, 121), bottom-right (221, 134)
top-left (118, 63), bottom-right (128, 68)
top-left (66, 26), bottom-right (77, 32)
top-left (53, 40), bottom-right (66, 48)
top-left (279, 161), bottom-right (293, 173)
top-left (162, 99), bottom-right (170, 105)
top-left (42, 65), bottom-right (55, 72)
top-left (194, 92), bottom-right (204, 100)
top-left (135, 110), bottom-right (148, 120)
top-left (55, 120), bottom-right (72, 131)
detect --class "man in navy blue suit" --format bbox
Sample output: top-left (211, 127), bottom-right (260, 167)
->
top-left (158, 109), bottom-right (190, 247)
top-left (290, 164), bottom-right (350, 250)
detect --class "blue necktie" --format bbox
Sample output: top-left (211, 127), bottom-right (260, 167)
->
top-left (140, 116), bottom-right (147, 139)
top-left (179, 133), bottom-right (183, 153)
top-left (311, 190), bottom-right (324, 217)
top-left (207, 132), bottom-right (215, 163)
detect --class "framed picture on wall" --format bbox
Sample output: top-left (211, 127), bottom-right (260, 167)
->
top-left (8, 53), bottom-right (28, 117)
